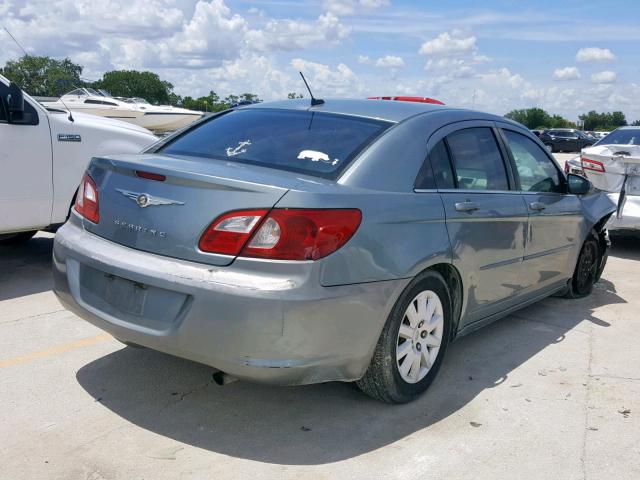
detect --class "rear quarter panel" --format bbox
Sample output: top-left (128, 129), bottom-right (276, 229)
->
top-left (275, 189), bottom-right (451, 286)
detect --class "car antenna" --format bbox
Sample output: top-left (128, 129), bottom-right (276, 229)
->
top-left (3, 26), bottom-right (75, 122)
top-left (3, 26), bottom-right (27, 56)
top-left (54, 80), bottom-right (75, 122)
top-left (299, 72), bottom-right (324, 106)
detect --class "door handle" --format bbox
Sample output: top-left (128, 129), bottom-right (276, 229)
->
top-left (455, 201), bottom-right (480, 212)
top-left (529, 202), bottom-right (546, 211)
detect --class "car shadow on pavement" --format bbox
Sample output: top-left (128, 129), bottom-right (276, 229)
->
top-left (76, 275), bottom-right (626, 466)
top-left (0, 235), bottom-right (54, 301)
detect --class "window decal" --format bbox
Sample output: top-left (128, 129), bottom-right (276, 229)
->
top-left (226, 140), bottom-right (251, 157)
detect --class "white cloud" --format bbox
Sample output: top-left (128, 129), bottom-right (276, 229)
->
top-left (480, 68), bottom-right (524, 89)
top-left (358, 55), bottom-right (372, 64)
top-left (591, 70), bottom-right (617, 84)
top-left (245, 12), bottom-right (350, 52)
top-left (324, 0), bottom-right (389, 16)
top-left (374, 55), bottom-right (405, 68)
top-left (290, 58), bottom-right (361, 96)
top-left (419, 30), bottom-right (477, 56)
top-left (576, 47), bottom-right (616, 63)
top-left (553, 66), bottom-right (580, 81)
top-left (426, 55), bottom-right (488, 78)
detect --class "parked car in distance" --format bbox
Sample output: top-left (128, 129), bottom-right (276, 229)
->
top-left (594, 131), bottom-right (611, 139)
top-left (566, 126), bottom-right (640, 178)
top-left (53, 98), bottom-right (615, 403)
top-left (564, 156), bottom-right (584, 176)
top-left (539, 128), bottom-right (596, 153)
top-left (578, 127), bottom-right (640, 234)
top-left (0, 75), bottom-right (158, 243)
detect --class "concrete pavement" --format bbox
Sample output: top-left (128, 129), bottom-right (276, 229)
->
top-left (1, 229), bottom-right (639, 479)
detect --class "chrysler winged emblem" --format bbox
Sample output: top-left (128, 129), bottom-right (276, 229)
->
top-left (116, 189), bottom-right (185, 208)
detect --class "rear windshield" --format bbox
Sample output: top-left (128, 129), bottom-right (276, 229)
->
top-left (595, 129), bottom-right (640, 146)
top-left (159, 109), bottom-right (392, 179)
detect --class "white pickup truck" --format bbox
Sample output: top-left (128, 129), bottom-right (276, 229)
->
top-left (0, 75), bottom-right (158, 243)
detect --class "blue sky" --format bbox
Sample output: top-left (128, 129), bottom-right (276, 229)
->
top-left (2, 0), bottom-right (639, 120)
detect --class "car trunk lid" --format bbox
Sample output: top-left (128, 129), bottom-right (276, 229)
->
top-left (83, 154), bottom-right (292, 266)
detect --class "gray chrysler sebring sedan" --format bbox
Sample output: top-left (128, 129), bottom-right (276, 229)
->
top-left (53, 98), bottom-right (615, 403)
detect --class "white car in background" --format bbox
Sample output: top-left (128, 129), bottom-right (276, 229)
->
top-left (567, 127), bottom-right (640, 233)
top-left (0, 75), bottom-right (158, 243)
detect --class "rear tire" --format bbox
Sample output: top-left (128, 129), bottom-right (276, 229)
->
top-left (0, 230), bottom-right (37, 244)
top-left (564, 236), bottom-right (600, 299)
top-left (544, 143), bottom-right (554, 153)
top-left (357, 271), bottom-right (452, 404)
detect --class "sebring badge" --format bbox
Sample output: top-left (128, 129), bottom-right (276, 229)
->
top-left (116, 189), bottom-right (185, 208)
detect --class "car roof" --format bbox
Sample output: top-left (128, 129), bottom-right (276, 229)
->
top-left (244, 98), bottom-right (453, 123)
top-left (616, 126), bottom-right (640, 130)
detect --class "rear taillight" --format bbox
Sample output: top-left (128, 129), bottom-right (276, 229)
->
top-left (198, 208), bottom-right (362, 260)
top-left (581, 156), bottom-right (605, 173)
top-left (564, 162), bottom-right (570, 174)
top-left (74, 174), bottom-right (100, 223)
top-left (199, 209), bottom-right (268, 256)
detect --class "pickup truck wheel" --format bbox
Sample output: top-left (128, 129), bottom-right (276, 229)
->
top-left (0, 230), bottom-right (37, 244)
top-left (356, 271), bottom-right (452, 404)
top-left (544, 143), bottom-right (554, 153)
top-left (564, 236), bottom-right (600, 299)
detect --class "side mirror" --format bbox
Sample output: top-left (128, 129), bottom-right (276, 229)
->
top-left (567, 173), bottom-right (591, 195)
top-left (7, 82), bottom-right (25, 115)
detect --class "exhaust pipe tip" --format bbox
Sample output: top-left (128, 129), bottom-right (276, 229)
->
top-left (212, 371), bottom-right (238, 386)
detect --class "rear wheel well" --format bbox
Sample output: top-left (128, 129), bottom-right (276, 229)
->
top-left (592, 215), bottom-right (612, 267)
top-left (429, 263), bottom-right (463, 339)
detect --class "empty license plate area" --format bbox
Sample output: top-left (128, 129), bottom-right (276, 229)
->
top-left (79, 265), bottom-right (190, 330)
top-left (103, 273), bottom-right (147, 316)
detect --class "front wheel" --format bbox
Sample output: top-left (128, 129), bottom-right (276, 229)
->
top-left (564, 236), bottom-right (600, 298)
top-left (356, 271), bottom-right (452, 404)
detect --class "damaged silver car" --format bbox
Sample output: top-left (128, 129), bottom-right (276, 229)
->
top-left (53, 98), bottom-right (616, 403)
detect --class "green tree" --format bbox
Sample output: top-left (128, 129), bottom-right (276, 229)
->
top-left (223, 94), bottom-right (239, 106)
top-left (579, 110), bottom-right (627, 131)
top-left (548, 114), bottom-right (574, 128)
top-left (287, 92), bottom-right (304, 99)
top-left (610, 111), bottom-right (627, 128)
top-left (92, 70), bottom-right (174, 104)
top-left (631, 120), bottom-right (640, 126)
top-left (239, 93), bottom-right (261, 104)
top-left (0, 55), bottom-right (83, 97)
top-left (504, 107), bottom-right (574, 130)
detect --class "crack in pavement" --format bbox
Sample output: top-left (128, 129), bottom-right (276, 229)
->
top-left (160, 379), bottom-right (215, 412)
top-left (588, 373), bottom-right (640, 382)
top-left (0, 309), bottom-right (67, 325)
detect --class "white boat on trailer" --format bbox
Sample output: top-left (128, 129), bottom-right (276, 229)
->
top-left (43, 88), bottom-right (202, 133)
top-left (115, 97), bottom-right (203, 133)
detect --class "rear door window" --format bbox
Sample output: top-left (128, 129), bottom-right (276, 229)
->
top-left (503, 130), bottom-right (563, 193)
top-left (446, 127), bottom-right (509, 191)
top-left (430, 139), bottom-right (455, 189)
top-left (160, 109), bottom-right (392, 179)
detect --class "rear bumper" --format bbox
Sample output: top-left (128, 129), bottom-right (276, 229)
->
top-left (606, 193), bottom-right (640, 231)
top-left (53, 219), bottom-right (408, 385)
